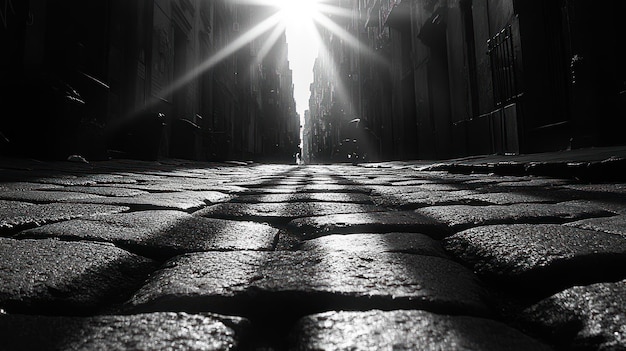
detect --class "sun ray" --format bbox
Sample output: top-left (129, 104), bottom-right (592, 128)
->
top-left (157, 11), bottom-right (283, 100)
top-left (313, 13), bottom-right (387, 66)
top-left (118, 10), bottom-right (286, 124)
top-left (314, 33), bottom-right (357, 118)
top-left (255, 21), bottom-right (288, 65)
top-left (316, 3), bottom-right (354, 19)
top-left (126, 0), bottom-right (376, 137)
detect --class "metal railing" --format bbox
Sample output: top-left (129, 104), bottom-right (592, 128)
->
top-left (487, 25), bottom-right (519, 106)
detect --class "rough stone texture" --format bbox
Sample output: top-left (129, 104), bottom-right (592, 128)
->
top-left (287, 211), bottom-right (449, 239)
top-left (369, 185), bottom-right (466, 196)
top-left (291, 310), bottom-right (552, 351)
top-left (563, 183), bottom-right (626, 195)
top-left (231, 192), bottom-right (373, 204)
top-left (298, 233), bottom-right (449, 258)
top-left (279, 184), bottom-right (371, 194)
top-left (416, 201), bottom-right (613, 230)
top-left (410, 183), bottom-right (469, 191)
top-left (101, 181), bottom-right (249, 194)
top-left (127, 250), bottom-right (489, 317)
top-left (0, 238), bottom-right (156, 314)
top-left (65, 191), bottom-right (231, 211)
top-left (494, 178), bottom-right (572, 188)
top-left (0, 200), bottom-right (129, 235)
top-left (0, 182), bottom-right (63, 191)
top-left (389, 179), bottom-right (445, 186)
top-left (19, 210), bottom-right (279, 260)
top-left (56, 186), bottom-right (150, 197)
top-left (522, 280), bottom-right (626, 350)
top-left (443, 224), bottom-right (626, 295)
top-left (0, 312), bottom-right (249, 351)
top-left (584, 201), bottom-right (626, 215)
top-left (566, 214), bottom-right (626, 237)
top-left (195, 202), bottom-right (383, 223)
top-left (465, 192), bottom-right (557, 205)
top-left (0, 190), bottom-right (105, 203)
top-left (31, 175), bottom-right (100, 186)
top-left (371, 190), bottom-right (479, 209)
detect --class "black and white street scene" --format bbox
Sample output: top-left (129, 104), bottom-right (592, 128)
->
top-left (1, 0), bottom-right (625, 350)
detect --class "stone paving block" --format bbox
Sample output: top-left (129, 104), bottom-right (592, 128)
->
top-left (19, 210), bottom-right (279, 260)
top-left (372, 190), bottom-right (479, 209)
top-left (443, 224), bottom-right (626, 296)
top-left (388, 179), bottom-right (444, 186)
top-left (76, 173), bottom-right (141, 184)
top-left (522, 280), bottom-right (626, 350)
top-left (0, 190), bottom-right (105, 203)
top-left (290, 310), bottom-right (552, 351)
top-left (32, 175), bottom-right (100, 186)
top-left (64, 191), bottom-right (231, 211)
top-left (246, 184), bottom-right (372, 194)
top-left (195, 202), bottom-right (383, 223)
top-left (563, 183), bottom-right (626, 195)
top-left (287, 211), bottom-right (450, 239)
top-left (57, 186), bottom-right (150, 197)
top-left (102, 181), bottom-right (249, 194)
top-left (465, 192), bottom-right (557, 205)
top-left (0, 238), bottom-right (157, 314)
top-left (566, 214), bottom-right (626, 237)
top-left (416, 201), bottom-right (614, 230)
top-left (0, 182), bottom-right (63, 191)
top-left (369, 185), bottom-right (451, 196)
top-left (410, 183), bottom-right (469, 191)
top-left (0, 200), bottom-right (129, 235)
top-left (0, 312), bottom-right (249, 351)
top-left (127, 250), bottom-right (490, 317)
top-left (348, 177), bottom-right (394, 186)
top-left (494, 178), bottom-right (572, 188)
top-left (231, 192), bottom-right (373, 204)
top-left (588, 201), bottom-right (626, 215)
top-left (297, 233), bottom-right (449, 258)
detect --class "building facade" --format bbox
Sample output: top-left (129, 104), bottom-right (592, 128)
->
top-left (0, 0), bottom-right (299, 162)
top-left (306, 0), bottom-right (626, 162)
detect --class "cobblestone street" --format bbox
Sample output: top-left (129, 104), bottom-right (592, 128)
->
top-left (1, 152), bottom-right (625, 350)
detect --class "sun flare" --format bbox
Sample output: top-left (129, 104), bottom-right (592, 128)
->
top-left (273, 0), bottom-right (322, 26)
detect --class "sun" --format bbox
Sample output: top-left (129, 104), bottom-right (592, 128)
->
top-left (273, 0), bottom-right (322, 26)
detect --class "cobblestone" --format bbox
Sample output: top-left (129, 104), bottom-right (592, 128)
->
top-left (0, 190), bottom-right (105, 203)
top-left (291, 310), bottom-right (553, 351)
top-left (0, 312), bottom-right (249, 351)
top-left (0, 200), bottom-right (129, 235)
top-left (297, 232), bottom-right (449, 258)
top-left (287, 211), bottom-right (449, 239)
top-left (1, 153), bottom-right (625, 350)
top-left (65, 190), bottom-right (232, 212)
top-left (0, 237), bottom-right (156, 314)
top-left (522, 280), bottom-right (626, 350)
top-left (196, 202), bottom-right (383, 223)
top-left (443, 224), bottom-right (626, 296)
top-left (127, 250), bottom-right (489, 317)
top-left (231, 192), bottom-right (374, 204)
top-left (566, 214), bottom-right (626, 236)
top-left (416, 201), bottom-right (614, 231)
top-left (18, 210), bottom-right (279, 260)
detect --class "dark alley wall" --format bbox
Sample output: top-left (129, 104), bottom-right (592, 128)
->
top-left (305, 0), bottom-right (626, 163)
top-left (0, 0), bottom-right (300, 163)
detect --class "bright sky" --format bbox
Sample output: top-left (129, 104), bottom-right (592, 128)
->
top-left (286, 23), bottom-right (319, 122)
top-left (278, 0), bottom-right (322, 121)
